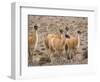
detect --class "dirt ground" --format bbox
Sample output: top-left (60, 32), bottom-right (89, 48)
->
top-left (28, 15), bottom-right (88, 66)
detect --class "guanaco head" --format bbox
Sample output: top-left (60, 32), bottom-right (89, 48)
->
top-left (34, 24), bottom-right (38, 31)
top-left (64, 26), bottom-right (70, 38)
top-left (65, 34), bottom-right (70, 38)
top-left (77, 30), bottom-right (81, 34)
top-left (59, 29), bottom-right (63, 34)
top-left (65, 26), bottom-right (69, 31)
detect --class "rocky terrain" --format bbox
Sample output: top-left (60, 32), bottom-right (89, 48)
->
top-left (28, 15), bottom-right (88, 66)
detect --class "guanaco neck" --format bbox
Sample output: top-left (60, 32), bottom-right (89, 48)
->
top-left (60, 33), bottom-right (65, 39)
top-left (77, 33), bottom-right (80, 48)
top-left (60, 33), bottom-right (66, 45)
top-left (34, 30), bottom-right (38, 50)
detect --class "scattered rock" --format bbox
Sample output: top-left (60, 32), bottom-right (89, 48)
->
top-left (83, 50), bottom-right (88, 59)
top-left (41, 48), bottom-right (45, 51)
top-left (39, 57), bottom-right (51, 65)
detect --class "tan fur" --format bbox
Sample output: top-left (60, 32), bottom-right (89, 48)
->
top-left (65, 33), bottom-right (80, 59)
top-left (28, 32), bottom-right (36, 48)
top-left (65, 36), bottom-right (78, 49)
top-left (28, 31), bottom-right (38, 56)
top-left (44, 33), bottom-right (65, 59)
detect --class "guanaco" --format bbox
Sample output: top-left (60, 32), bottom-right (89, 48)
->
top-left (44, 29), bottom-right (65, 60)
top-left (65, 31), bottom-right (81, 59)
top-left (28, 25), bottom-right (39, 56)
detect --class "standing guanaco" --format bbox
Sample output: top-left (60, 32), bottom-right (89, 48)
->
top-left (28, 24), bottom-right (39, 56)
top-left (65, 31), bottom-right (81, 59)
top-left (44, 29), bottom-right (65, 60)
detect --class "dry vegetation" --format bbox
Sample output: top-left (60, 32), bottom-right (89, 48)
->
top-left (28, 15), bottom-right (88, 66)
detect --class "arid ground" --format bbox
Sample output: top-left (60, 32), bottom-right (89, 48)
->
top-left (28, 15), bottom-right (88, 66)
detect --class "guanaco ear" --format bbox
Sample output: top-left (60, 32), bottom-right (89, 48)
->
top-left (59, 29), bottom-right (63, 34)
top-left (34, 24), bottom-right (38, 30)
